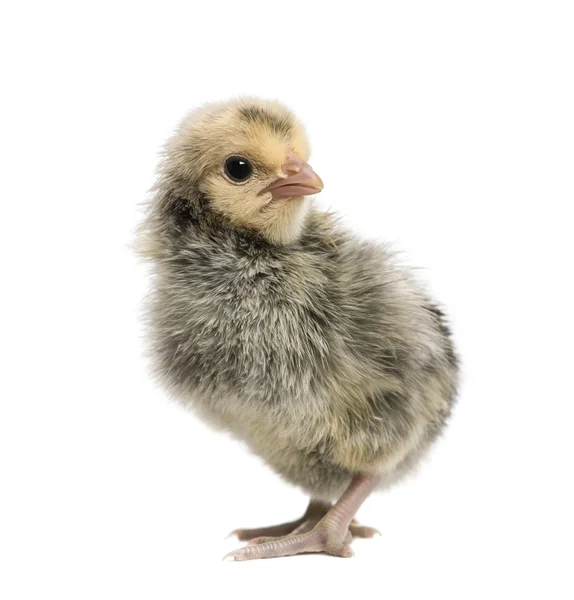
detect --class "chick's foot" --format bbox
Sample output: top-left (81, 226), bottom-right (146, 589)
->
top-left (225, 524), bottom-right (354, 561)
top-left (225, 474), bottom-right (380, 561)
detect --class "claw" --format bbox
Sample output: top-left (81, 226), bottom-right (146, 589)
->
top-left (223, 550), bottom-right (239, 562)
top-left (226, 529), bottom-right (241, 540)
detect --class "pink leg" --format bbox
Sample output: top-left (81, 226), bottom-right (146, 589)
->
top-left (225, 474), bottom-right (380, 561)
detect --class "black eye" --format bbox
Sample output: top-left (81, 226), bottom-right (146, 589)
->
top-left (224, 156), bottom-right (253, 182)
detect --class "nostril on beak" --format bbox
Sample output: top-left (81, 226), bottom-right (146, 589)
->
top-left (282, 162), bottom-right (303, 176)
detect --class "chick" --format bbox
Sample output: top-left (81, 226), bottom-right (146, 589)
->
top-left (137, 98), bottom-right (459, 561)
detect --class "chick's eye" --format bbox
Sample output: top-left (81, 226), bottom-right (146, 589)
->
top-left (224, 156), bottom-right (253, 182)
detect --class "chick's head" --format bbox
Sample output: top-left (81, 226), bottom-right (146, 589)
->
top-left (163, 98), bottom-right (323, 245)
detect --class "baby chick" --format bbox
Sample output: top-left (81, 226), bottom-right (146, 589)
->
top-left (137, 98), bottom-right (459, 561)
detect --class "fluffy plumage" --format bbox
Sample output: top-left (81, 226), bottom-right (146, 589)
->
top-left (138, 97), bottom-right (458, 516)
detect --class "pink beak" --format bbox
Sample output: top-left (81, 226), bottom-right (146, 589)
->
top-left (260, 151), bottom-right (324, 199)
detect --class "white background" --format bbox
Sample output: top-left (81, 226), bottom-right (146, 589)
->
top-left (1, 1), bottom-right (573, 598)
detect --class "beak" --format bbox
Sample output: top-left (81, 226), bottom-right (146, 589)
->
top-left (259, 151), bottom-right (324, 199)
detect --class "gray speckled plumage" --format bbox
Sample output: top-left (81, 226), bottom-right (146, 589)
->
top-left (138, 98), bottom-right (459, 503)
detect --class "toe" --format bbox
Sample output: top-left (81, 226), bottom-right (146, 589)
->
top-left (349, 524), bottom-right (381, 538)
top-left (224, 538), bottom-right (303, 561)
top-left (246, 536), bottom-right (279, 545)
top-left (230, 520), bottom-right (304, 541)
top-left (224, 527), bottom-right (356, 561)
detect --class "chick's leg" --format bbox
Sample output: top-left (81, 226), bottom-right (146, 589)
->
top-left (225, 474), bottom-right (380, 561)
top-left (231, 499), bottom-right (330, 541)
